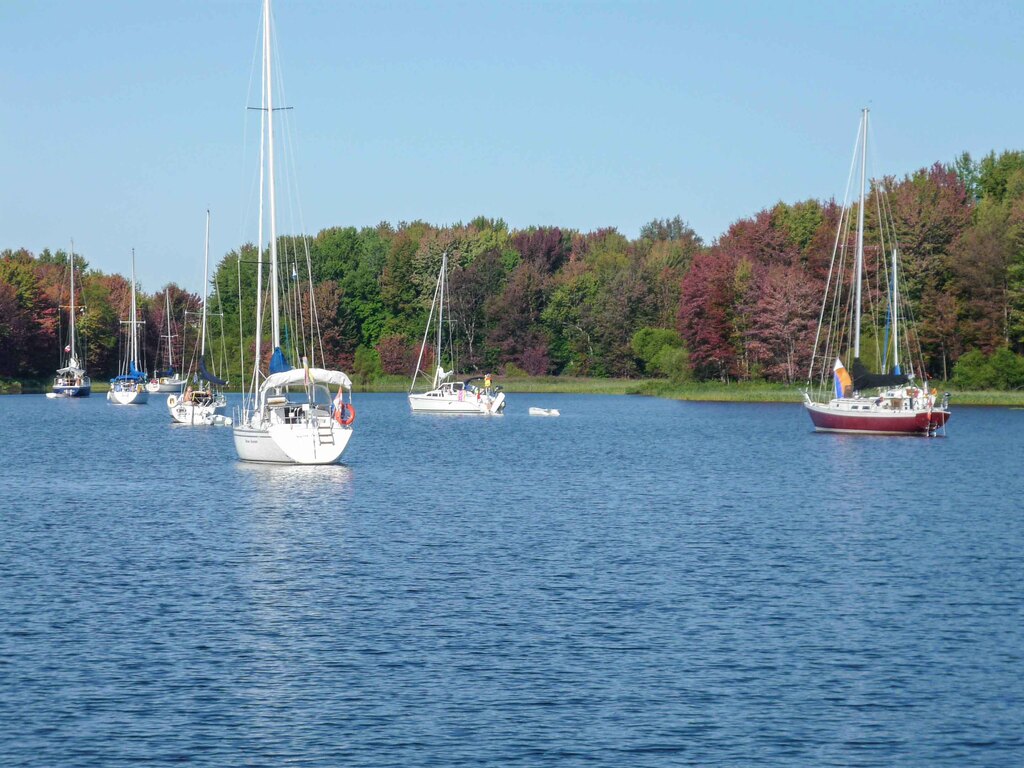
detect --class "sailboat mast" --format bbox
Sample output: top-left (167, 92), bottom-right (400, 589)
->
top-left (853, 108), bottom-right (868, 359)
top-left (891, 246), bottom-right (900, 373)
top-left (69, 240), bottom-right (76, 361)
top-left (264, 0), bottom-right (280, 351)
top-left (437, 251), bottom-right (446, 373)
top-left (202, 210), bottom-right (210, 357)
top-left (165, 291), bottom-right (174, 370)
top-left (130, 249), bottom-right (138, 372)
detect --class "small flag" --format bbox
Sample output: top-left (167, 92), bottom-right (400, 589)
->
top-left (303, 356), bottom-right (310, 386)
top-left (64, 345), bottom-right (71, 353)
top-left (333, 386), bottom-right (344, 413)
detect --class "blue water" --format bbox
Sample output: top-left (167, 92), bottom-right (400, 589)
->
top-left (1, 393), bottom-right (1022, 766)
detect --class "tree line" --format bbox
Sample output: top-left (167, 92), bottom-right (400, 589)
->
top-left (3, 149), bottom-right (1024, 389)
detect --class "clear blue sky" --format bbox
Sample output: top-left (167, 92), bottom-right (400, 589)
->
top-left (2, 0), bottom-right (1021, 293)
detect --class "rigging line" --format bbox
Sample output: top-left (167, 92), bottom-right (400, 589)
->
top-left (808, 120), bottom-right (863, 384)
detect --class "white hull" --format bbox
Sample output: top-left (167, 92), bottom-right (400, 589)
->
top-left (168, 393), bottom-right (228, 425)
top-left (147, 378), bottom-right (186, 393)
top-left (528, 407), bottom-right (560, 416)
top-left (233, 418), bottom-right (352, 464)
top-left (408, 390), bottom-right (505, 414)
top-left (107, 386), bottom-right (149, 405)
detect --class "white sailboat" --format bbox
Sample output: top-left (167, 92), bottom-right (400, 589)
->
top-left (146, 291), bottom-right (185, 393)
top-left (168, 211), bottom-right (229, 425)
top-left (107, 249), bottom-right (149, 405)
top-left (803, 109), bottom-right (950, 435)
top-left (232, 0), bottom-right (355, 464)
top-left (50, 241), bottom-right (92, 398)
top-left (409, 250), bottom-right (505, 414)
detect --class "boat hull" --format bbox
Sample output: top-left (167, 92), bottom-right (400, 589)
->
top-left (147, 378), bottom-right (186, 393)
top-left (107, 385), bottom-right (149, 405)
top-left (408, 391), bottom-right (505, 414)
top-left (168, 394), bottom-right (227, 425)
top-left (52, 384), bottom-right (91, 398)
top-left (233, 420), bottom-right (352, 465)
top-left (805, 401), bottom-right (949, 435)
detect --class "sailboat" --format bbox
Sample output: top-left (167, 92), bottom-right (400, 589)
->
top-left (232, 0), bottom-right (355, 464)
top-left (107, 250), bottom-right (149, 405)
top-left (408, 250), bottom-right (505, 414)
top-left (50, 242), bottom-right (92, 398)
top-left (168, 211), bottom-right (228, 425)
top-left (146, 291), bottom-right (185, 393)
top-left (803, 109), bottom-right (950, 435)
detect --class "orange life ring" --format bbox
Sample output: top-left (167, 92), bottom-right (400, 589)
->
top-left (334, 402), bottom-right (356, 426)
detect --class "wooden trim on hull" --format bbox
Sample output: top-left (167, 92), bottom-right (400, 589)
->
top-left (805, 402), bottom-right (949, 435)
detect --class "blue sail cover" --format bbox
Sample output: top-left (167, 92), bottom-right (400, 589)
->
top-left (269, 347), bottom-right (291, 374)
top-left (156, 366), bottom-right (175, 377)
top-left (199, 355), bottom-right (228, 386)
top-left (112, 361), bottom-right (147, 383)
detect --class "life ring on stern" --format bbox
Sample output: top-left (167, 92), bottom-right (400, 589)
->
top-left (167, 394), bottom-right (178, 408)
top-left (334, 402), bottom-right (356, 426)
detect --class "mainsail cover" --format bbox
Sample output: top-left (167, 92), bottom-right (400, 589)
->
top-left (199, 355), bottom-right (227, 386)
top-left (269, 347), bottom-right (291, 374)
top-left (851, 358), bottom-right (909, 390)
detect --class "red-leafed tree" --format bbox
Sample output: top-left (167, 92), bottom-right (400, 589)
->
top-left (744, 264), bottom-right (821, 383)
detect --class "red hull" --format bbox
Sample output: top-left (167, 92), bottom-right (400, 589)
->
top-left (805, 403), bottom-right (950, 435)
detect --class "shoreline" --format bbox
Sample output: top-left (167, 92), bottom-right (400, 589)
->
top-left (5, 376), bottom-right (1024, 407)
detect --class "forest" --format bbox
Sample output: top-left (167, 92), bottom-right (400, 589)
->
top-left (3, 150), bottom-right (1024, 391)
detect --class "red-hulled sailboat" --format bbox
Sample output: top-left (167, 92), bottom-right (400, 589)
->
top-left (803, 109), bottom-right (950, 436)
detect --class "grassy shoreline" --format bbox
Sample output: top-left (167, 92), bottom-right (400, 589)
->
top-left (5, 375), bottom-right (1024, 407)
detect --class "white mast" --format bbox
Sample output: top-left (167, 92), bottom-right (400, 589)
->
top-left (891, 245), bottom-right (900, 373)
top-left (164, 291), bottom-right (174, 371)
top-left (853, 108), bottom-right (868, 359)
top-left (130, 249), bottom-right (139, 372)
top-left (202, 210), bottom-right (211, 358)
top-left (69, 240), bottom-right (77, 363)
top-left (264, 0), bottom-right (280, 352)
top-left (437, 251), bottom-right (447, 382)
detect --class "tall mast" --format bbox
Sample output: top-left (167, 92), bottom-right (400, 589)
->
top-left (130, 249), bottom-right (138, 372)
top-left (69, 240), bottom-right (76, 361)
top-left (892, 246), bottom-right (900, 373)
top-left (437, 251), bottom-right (446, 372)
top-left (202, 210), bottom-right (211, 357)
top-left (164, 291), bottom-right (174, 370)
top-left (264, 0), bottom-right (280, 351)
top-left (853, 108), bottom-right (868, 359)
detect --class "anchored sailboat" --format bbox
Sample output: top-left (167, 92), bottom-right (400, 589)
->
top-left (50, 242), bottom-right (92, 398)
top-left (107, 250), bottom-right (149, 405)
top-left (147, 291), bottom-right (185, 393)
top-left (803, 109), bottom-right (950, 435)
top-left (408, 251), bottom-right (505, 415)
top-left (232, 0), bottom-right (355, 464)
top-left (168, 211), bottom-right (229, 425)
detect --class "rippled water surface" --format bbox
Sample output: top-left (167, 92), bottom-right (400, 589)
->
top-left (2, 393), bottom-right (1023, 766)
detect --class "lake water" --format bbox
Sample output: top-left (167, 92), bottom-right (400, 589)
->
top-left (1, 393), bottom-right (1022, 766)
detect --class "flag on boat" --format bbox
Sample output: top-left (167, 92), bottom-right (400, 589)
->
top-left (303, 356), bottom-right (310, 386)
top-left (64, 345), bottom-right (71, 353)
top-left (833, 358), bottom-right (853, 398)
top-left (333, 387), bottom-right (344, 413)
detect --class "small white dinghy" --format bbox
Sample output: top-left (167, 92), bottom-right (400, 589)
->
top-left (528, 407), bottom-right (560, 417)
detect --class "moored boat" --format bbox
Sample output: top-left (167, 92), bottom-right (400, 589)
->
top-left (107, 249), bottom-right (149, 405)
top-left (231, 0), bottom-right (355, 464)
top-left (51, 242), bottom-right (92, 398)
top-left (803, 109), bottom-right (949, 436)
top-left (408, 251), bottom-right (505, 415)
